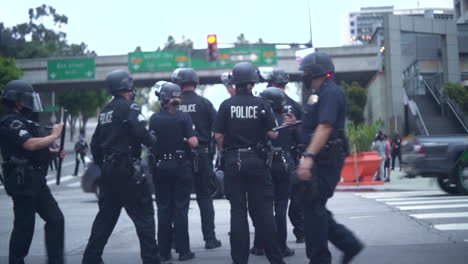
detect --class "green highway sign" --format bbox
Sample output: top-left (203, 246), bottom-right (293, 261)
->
top-left (128, 45), bottom-right (277, 72)
top-left (191, 45), bottom-right (277, 69)
top-left (43, 105), bottom-right (60, 112)
top-left (47, 58), bottom-right (95, 80)
top-left (128, 50), bottom-right (190, 72)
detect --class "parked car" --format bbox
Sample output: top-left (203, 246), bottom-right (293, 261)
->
top-left (401, 135), bottom-right (468, 195)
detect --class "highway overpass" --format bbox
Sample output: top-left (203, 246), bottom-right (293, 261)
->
top-left (17, 45), bottom-right (381, 92)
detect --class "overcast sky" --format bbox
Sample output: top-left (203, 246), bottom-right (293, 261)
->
top-left (1, 0), bottom-right (453, 56)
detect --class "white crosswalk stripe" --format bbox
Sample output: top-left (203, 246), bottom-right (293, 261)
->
top-left (356, 190), bottom-right (468, 242)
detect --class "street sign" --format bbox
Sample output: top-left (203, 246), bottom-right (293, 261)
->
top-left (47, 58), bottom-right (95, 80)
top-left (127, 45), bottom-right (277, 72)
top-left (128, 50), bottom-right (190, 72)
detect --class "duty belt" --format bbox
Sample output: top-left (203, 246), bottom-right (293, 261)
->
top-left (225, 147), bottom-right (256, 153)
top-left (156, 151), bottom-right (186, 160)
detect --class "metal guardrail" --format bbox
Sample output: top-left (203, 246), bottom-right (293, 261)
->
top-left (422, 78), bottom-right (468, 134)
top-left (404, 89), bottom-right (430, 136)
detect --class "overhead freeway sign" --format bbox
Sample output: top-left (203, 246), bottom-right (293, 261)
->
top-left (47, 58), bottom-right (95, 80)
top-left (128, 45), bottom-right (277, 72)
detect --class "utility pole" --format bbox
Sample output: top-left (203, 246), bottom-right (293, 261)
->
top-left (307, 0), bottom-right (313, 48)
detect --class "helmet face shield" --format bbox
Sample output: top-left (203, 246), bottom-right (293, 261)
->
top-left (258, 67), bottom-right (273, 82)
top-left (21, 92), bottom-right (43, 112)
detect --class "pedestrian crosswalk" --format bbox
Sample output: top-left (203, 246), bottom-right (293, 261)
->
top-left (355, 191), bottom-right (468, 242)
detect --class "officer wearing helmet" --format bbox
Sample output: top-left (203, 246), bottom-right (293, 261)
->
top-left (260, 67), bottom-right (305, 244)
top-left (213, 62), bottom-right (284, 264)
top-left (0, 80), bottom-right (65, 264)
top-left (296, 52), bottom-right (363, 264)
top-left (248, 87), bottom-right (298, 258)
top-left (82, 70), bottom-right (160, 264)
top-left (171, 68), bottom-right (221, 250)
top-left (221, 72), bottom-right (236, 97)
top-left (149, 81), bottom-right (198, 262)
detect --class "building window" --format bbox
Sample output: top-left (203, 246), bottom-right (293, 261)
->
top-left (350, 21), bottom-right (355, 26)
top-left (351, 29), bottom-right (355, 34)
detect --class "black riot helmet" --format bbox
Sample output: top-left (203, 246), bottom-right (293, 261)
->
top-left (299, 52), bottom-right (334, 79)
top-left (220, 72), bottom-right (233, 85)
top-left (231, 62), bottom-right (259, 85)
top-left (153, 81), bottom-right (181, 103)
top-left (260, 87), bottom-right (287, 113)
top-left (259, 68), bottom-right (289, 86)
top-left (1, 80), bottom-right (43, 112)
top-left (105, 70), bottom-right (135, 95)
top-left (171, 68), bottom-right (199, 87)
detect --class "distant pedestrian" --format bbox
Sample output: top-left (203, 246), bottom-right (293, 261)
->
top-left (391, 134), bottom-right (402, 171)
top-left (73, 132), bottom-right (88, 176)
top-left (383, 134), bottom-right (391, 182)
top-left (372, 132), bottom-right (386, 181)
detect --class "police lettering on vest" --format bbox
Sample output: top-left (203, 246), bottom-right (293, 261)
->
top-left (179, 104), bottom-right (197, 113)
top-left (230, 106), bottom-right (258, 119)
top-left (99, 111), bottom-right (113, 124)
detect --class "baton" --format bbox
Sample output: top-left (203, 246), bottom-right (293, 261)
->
top-left (56, 109), bottom-right (68, 185)
top-left (272, 121), bottom-right (302, 132)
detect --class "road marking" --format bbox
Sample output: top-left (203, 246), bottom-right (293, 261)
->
top-left (46, 175), bottom-right (74, 185)
top-left (410, 212), bottom-right (468, 219)
top-left (397, 204), bottom-right (468, 210)
top-left (350, 215), bottom-right (375, 219)
top-left (356, 191), bottom-right (444, 199)
top-left (377, 196), bottom-right (465, 202)
top-left (434, 223), bottom-right (468, 231)
top-left (66, 181), bottom-right (81, 188)
top-left (386, 199), bottom-right (468, 205)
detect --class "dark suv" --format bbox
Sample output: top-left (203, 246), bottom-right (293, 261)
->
top-left (401, 135), bottom-right (468, 195)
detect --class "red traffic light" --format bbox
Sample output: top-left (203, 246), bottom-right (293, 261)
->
top-left (207, 34), bottom-right (217, 45)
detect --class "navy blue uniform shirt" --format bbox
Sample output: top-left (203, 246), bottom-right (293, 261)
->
top-left (301, 79), bottom-right (346, 144)
top-left (91, 95), bottom-right (151, 165)
top-left (149, 108), bottom-right (196, 154)
top-left (179, 91), bottom-right (216, 145)
top-left (271, 112), bottom-right (299, 149)
top-left (0, 112), bottom-right (50, 167)
top-left (213, 93), bottom-right (277, 149)
top-left (285, 94), bottom-right (303, 120)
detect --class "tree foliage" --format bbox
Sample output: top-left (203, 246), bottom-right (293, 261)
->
top-left (234, 33), bottom-right (249, 47)
top-left (345, 120), bottom-right (382, 153)
top-left (163, 35), bottom-right (193, 50)
top-left (0, 4), bottom-right (95, 58)
top-left (341, 81), bottom-right (367, 125)
top-left (0, 57), bottom-right (23, 114)
top-left (443, 82), bottom-right (468, 115)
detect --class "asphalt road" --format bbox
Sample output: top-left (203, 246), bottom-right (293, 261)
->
top-left (1, 171), bottom-right (467, 263)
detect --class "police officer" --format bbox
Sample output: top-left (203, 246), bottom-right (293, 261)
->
top-left (260, 67), bottom-right (305, 243)
top-left (221, 72), bottom-right (236, 97)
top-left (249, 87), bottom-right (297, 257)
top-left (172, 68), bottom-right (222, 249)
top-left (82, 70), bottom-right (160, 264)
top-left (149, 81), bottom-right (197, 262)
top-left (296, 52), bottom-right (364, 264)
top-left (0, 80), bottom-right (65, 264)
top-left (213, 62), bottom-right (284, 264)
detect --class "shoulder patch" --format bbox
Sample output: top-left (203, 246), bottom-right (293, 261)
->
top-left (130, 103), bottom-right (141, 111)
top-left (307, 94), bottom-right (319, 105)
top-left (19, 130), bottom-right (29, 137)
top-left (9, 120), bottom-right (24, 130)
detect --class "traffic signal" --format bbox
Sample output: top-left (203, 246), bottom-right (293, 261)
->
top-left (207, 34), bottom-right (217, 62)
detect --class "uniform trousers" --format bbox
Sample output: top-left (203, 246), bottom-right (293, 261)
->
top-left (224, 151), bottom-right (283, 264)
top-left (253, 153), bottom-right (293, 252)
top-left (82, 158), bottom-right (159, 264)
top-left (303, 157), bottom-right (361, 264)
top-left (193, 150), bottom-right (217, 241)
top-left (9, 184), bottom-right (64, 264)
top-left (153, 159), bottom-right (193, 257)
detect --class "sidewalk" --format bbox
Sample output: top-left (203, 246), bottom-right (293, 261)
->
top-left (336, 170), bottom-right (439, 192)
